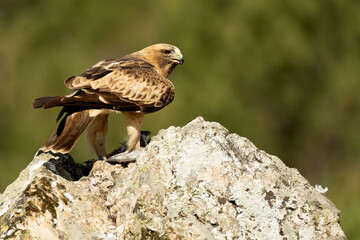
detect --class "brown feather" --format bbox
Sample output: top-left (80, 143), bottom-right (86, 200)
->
top-left (32, 96), bottom-right (62, 109)
top-left (42, 111), bottom-right (93, 153)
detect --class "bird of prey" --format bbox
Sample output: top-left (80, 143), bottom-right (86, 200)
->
top-left (32, 43), bottom-right (184, 159)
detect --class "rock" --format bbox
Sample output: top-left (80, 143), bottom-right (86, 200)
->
top-left (0, 117), bottom-right (346, 240)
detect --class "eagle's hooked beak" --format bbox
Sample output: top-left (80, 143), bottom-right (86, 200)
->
top-left (172, 53), bottom-right (184, 65)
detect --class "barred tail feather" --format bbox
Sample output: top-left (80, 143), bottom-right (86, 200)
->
top-left (41, 110), bottom-right (93, 154)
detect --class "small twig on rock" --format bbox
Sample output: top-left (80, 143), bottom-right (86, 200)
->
top-left (105, 149), bottom-right (142, 164)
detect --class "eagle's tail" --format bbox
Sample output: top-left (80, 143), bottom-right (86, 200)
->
top-left (41, 110), bottom-right (93, 154)
top-left (33, 93), bottom-right (111, 156)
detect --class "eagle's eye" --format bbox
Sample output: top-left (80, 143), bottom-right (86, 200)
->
top-left (162, 50), bottom-right (171, 56)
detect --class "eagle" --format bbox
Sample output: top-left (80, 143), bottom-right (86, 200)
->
top-left (32, 43), bottom-right (184, 159)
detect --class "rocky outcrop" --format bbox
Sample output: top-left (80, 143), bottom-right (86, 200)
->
top-left (0, 117), bottom-right (346, 239)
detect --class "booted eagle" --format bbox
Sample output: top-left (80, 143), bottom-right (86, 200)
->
top-left (32, 43), bottom-right (184, 158)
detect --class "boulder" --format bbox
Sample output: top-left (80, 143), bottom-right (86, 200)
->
top-left (0, 117), bottom-right (346, 239)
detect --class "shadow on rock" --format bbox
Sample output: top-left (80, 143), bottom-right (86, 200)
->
top-left (38, 150), bottom-right (95, 181)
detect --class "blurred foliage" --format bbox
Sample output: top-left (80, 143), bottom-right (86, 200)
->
top-left (0, 0), bottom-right (359, 237)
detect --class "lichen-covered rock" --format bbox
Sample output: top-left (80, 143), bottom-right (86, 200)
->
top-left (0, 117), bottom-right (346, 240)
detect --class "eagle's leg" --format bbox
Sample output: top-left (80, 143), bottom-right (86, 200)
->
top-left (86, 113), bottom-right (109, 159)
top-left (123, 112), bottom-right (144, 152)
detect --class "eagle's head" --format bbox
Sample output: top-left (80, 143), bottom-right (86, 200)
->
top-left (137, 43), bottom-right (184, 77)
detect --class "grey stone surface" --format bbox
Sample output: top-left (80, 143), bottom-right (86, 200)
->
top-left (0, 117), bottom-right (346, 239)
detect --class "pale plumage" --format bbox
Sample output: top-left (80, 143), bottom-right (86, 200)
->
top-left (33, 43), bottom-right (184, 158)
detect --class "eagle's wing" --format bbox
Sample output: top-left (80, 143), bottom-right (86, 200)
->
top-left (64, 58), bottom-right (175, 113)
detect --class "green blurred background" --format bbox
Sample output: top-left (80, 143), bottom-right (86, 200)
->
top-left (1, 0), bottom-right (359, 237)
